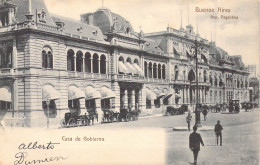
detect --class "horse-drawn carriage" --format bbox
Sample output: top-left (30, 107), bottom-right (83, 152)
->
top-left (101, 108), bottom-right (141, 123)
top-left (228, 99), bottom-right (240, 113)
top-left (60, 111), bottom-right (98, 128)
top-left (165, 104), bottom-right (189, 116)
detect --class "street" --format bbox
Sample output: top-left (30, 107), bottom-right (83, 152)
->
top-left (81, 109), bottom-right (260, 165)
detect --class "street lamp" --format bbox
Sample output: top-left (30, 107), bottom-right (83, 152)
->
top-left (46, 98), bottom-right (50, 129)
top-left (193, 38), bottom-right (203, 127)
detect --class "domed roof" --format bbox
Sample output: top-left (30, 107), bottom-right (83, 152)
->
top-left (81, 8), bottom-right (134, 34)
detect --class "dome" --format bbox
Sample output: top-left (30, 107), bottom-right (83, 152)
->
top-left (81, 8), bottom-right (134, 34)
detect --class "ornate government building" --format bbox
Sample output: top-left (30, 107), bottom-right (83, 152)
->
top-left (0, 0), bottom-right (250, 127)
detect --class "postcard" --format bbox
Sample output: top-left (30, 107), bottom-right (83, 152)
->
top-left (0, 0), bottom-right (259, 164)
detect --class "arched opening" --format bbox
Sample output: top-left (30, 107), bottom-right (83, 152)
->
top-left (119, 56), bottom-right (124, 62)
top-left (42, 47), bottom-right (53, 69)
top-left (76, 51), bottom-right (83, 72)
top-left (199, 72), bottom-right (201, 82)
top-left (214, 75), bottom-right (218, 87)
top-left (85, 52), bottom-right (91, 73)
top-left (209, 74), bottom-right (213, 86)
top-left (126, 57), bottom-right (132, 64)
top-left (158, 64), bottom-right (161, 79)
top-left (183, 71), bottom-right (186, 81)
top-left (0, 48), bottom-right (4, 68)
top-left (162, 64), bottom-right (166, 79)
top-left (237, 79), bottom-right (240, 88)
top-left (203, 70), bottom-right (207, 82)
top-left (134, 59), bottom-right (139, 65)
top-left (144, 61), bottom-right (147, 77)
top-left (67, 49), bottom-right (75, 71)
top-left (201, 54), bottom-right (208, 64)
top-left (6, 46), bottom-right (13, 68)
top-left (93, 53), bottom-right (99, 73)
top-left (153, 63), bottom-right (157, 78)
top-left (100, 55), bottom-right (106, 74)
top-left (148, 62), bottom-right (152, 78)
top-left (188, 69), bottom-right (195, 82)
top-left (174, 65), bottom-right (179, 80)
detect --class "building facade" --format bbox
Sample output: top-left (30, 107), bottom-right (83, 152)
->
top-left (0, 0), bottom-right (250, 127)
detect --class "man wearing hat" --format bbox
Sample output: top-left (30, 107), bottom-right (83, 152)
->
top-left (189, 126), bottom-right (204, 165)
top-left (214, 120), bottom-right (223, 146)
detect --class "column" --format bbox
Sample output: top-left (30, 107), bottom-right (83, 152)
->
top-left (90, 58), bottom-right (93, 73)
top-left (124, 90), bottom-right (128, 108)
top-left (146, 64), bottom-right (148, 78)
top-left (184, 86), bottom-right (187, 104)
top-left (98, 59), bottom-right (100, 74)
top-left (106, 60), bottom-right (108, 74)
top-left (151, 66), bottom-right (153, 78)
top-left (73, 55), bottom-right (76, 71)
top-left (82, 56), bottom-right (85, 73)
top-left (131, 90), bottom-right (135, 110)
top-left (95, 99), bottom-right (102, 124)
top-left (187, 87), bottom-right (190, 105)
top-left (161, 68), bottom-right (163, 79)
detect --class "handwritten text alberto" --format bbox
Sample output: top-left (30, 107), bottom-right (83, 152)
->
top-left (14, 141), bottom-right (68, 165)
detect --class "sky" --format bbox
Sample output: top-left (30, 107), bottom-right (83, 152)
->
top-left (44, 0), bottom-right (260, 74)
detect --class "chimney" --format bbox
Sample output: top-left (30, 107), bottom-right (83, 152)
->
top-left (88, 14), bottom-right (94, 26)
top-left (81, 13), bottom-right (94, 26)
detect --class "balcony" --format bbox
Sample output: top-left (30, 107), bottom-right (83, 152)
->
top-left (0, 68), bottom-right (15, 76)
top-left (117, 74), bottom-right (169, 84)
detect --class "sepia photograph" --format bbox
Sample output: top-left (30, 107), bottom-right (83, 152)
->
top-left (0, 0), bottom-right (259, 164)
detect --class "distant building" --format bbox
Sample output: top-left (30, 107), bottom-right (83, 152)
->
top-left (0, 0), bottom-right (250, 127)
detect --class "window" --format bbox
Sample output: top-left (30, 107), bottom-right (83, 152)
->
top-left (76, 51), bottom-right (83, 72)
top-left (158, 64), bottom-right (161, 79)
top-left (42, 47), bottom-right (53, 69)
top-left (0, 101), bottom-right (11, 110)
top-left (93, 53), bottom-right (99, 73)
top-left (174, 66), bottom-right (178, 80)
top-left (100, 55), bottom-right (106, 74)
top-left (0, 12), bottom-right (9, 27)
top-left (68, 99), bottom-right (80, 109)
top-left (67, 49), bottom-right (75, 71)
top-left (154, 98), bottom-right (160, 108)
top-left (148, 62), bottom-right (152, 78)
top-left (162, 65), bottom-right (166, 79)
top-left (85, 52), bottom-right (91, 73)
top-left (101, 99), bottom-right (110, 109)
top-left (153, 63), bottom-right (157, 78)
top-left (146, 99), bottom-right (151, 109)
top-left (42, 100), bottom-right (57, 118)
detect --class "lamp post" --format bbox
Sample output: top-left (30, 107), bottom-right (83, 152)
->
top-left (193, 38), bottom-right (203, 127)
top-left (46, 99), bottom-right (50, 129)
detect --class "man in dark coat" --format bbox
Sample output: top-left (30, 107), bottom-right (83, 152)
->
top-left (214, 120), bottom-right (223, 146)
top-left (189, 126), bottom-right (204, 165)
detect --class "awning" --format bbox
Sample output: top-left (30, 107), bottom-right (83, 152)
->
top-left (100, 87), bottom-right (116, 99)
top-left (175, 93), bottom-right (181, 98)
top-left (155, 91), bottom-right (165, 99)
top-left (173, 44), bottom-right (181, 54)
top-left (0, 86), bottom-right (11, 102)
top-left (186, 48), bottom-right (193, 56)
top-left (125, 62), bottom-right (138, 75)
top-left (133, 63), bottom-right (144, 76)
top-left (42, 85), bottom-right (61, 101)
top-left (68, 86), bottom-right (85, 100)
top-left (118, 61), bottom-right (130, 74)
top-left (146, 89), bottom-right (156, 100)
top-left (164, 93), bottom-right (173, 100)
top-left (85, 86), bottom-right (101, 100)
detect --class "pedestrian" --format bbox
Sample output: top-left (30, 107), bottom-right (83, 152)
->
top-left (186, 112), bottom-right (192, 131)
top-left (214, 120), bottom-right (223, 146)
top-left (189, 126), bottom-right (204, 165)
top-left (202, 108), bottom-right (208, 121)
